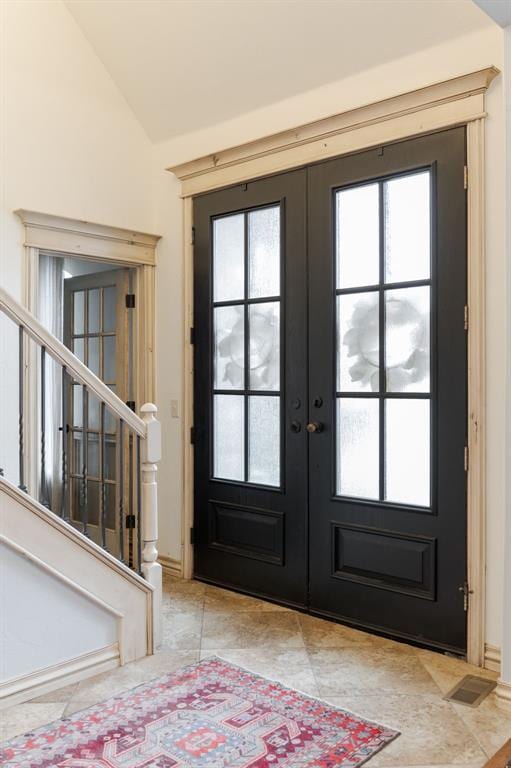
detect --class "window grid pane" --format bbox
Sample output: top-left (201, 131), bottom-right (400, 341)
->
top-left (336, 170), bottom-right (432, 508)
top-left (212, 206), bottom-right (282, 487)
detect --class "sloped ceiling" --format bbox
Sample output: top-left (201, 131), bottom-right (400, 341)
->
top-left (65, 0), bottom-right (494, 143)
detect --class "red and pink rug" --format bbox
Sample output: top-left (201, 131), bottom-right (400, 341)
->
top-left (0, 657), bottom-right (398, 767)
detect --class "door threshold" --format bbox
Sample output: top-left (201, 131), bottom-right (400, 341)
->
top-left (194, 573), bottom-right (467, 660)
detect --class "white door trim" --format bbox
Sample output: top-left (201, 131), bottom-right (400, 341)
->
top-left (171, 67), bottom-right (499, 667)
top-left (17, 211), bottom-right (160, 501)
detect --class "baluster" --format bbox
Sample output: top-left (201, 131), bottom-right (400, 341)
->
top-left (140, 403), bottom-right (162, 649)
top-left (60, 366), bottom-right (68, 520)
top-left (136, 435), bottom-right (142, 573)
top-left (118, 418), bottom-right (125, 563)
top-left (128, 432), bottom-right (134, 568)
top-left (18, 326), bottom-right (27, 492)
top-left (100, 401), bottom-right (106, 549)
top-left (40, 346), bottom-right (50, 508)
top-left (81, 385), bottom-right (89, 537)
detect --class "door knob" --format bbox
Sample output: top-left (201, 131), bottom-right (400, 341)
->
top-left (306, 421), bottom-right (324, 433)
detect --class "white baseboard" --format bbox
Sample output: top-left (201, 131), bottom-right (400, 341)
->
top-left (484, 643), bottom-right (501, 673)
top-left (495, 679), bottom-right (511, 712)
top-left (159, 555), bottom-right (183, 578)
top-left (0, 644), bottom-right (120, 709)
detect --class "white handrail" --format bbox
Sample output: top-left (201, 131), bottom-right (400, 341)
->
top-left (0, 286), bottom-right (145, 437)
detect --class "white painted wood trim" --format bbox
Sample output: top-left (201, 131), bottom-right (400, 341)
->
top-left (169, 68), bottom-right (498, 197)
top-left (15, 210), bottom-right (160, 265)
top-left (159, 555), bottom-right (183, 577)
top-left (466, 119), bottom-right (487, 667)
top-left (0, 286), bottom-right (146, 437)
top-left (176, 70), bottom-right (496, 667)
top-left (182, 197), bottom-right (194, 580)
top-left (495, 679), bottom-right (511, 712)
top-left (0, 645), bottom-right (120, 709)
top-left (484, 643), bottom-right (501, 673)
top-left (0, 477), bottom-right (153, 593)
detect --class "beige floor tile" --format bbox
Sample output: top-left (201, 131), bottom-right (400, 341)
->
top-left (204, 585), bottom-right (290, 613)
top-left (201, 610), bottom-right (304, 649)
top-left (0, 703), bottom-right (66, 741)
top-left (299, 613), bottom-right (415, 654)
top-left (69, 663), bottom-right (144, 702)
top-left (30, 682), bottom-right (80, 703)
top-left (160, 611), bottom-right (203, 650)
top-left (324, 694), bottom-right (486, 766)
top-left (451, 693), bottom-right (511, 757)
top-left (415, 648), bottom-right (498, 695)
top-left (200, 647), bottom-right (319, 696)
top-left (162, 577), bottom-right (206, 613)
top-left (308, 646), bottom-right (440, 696)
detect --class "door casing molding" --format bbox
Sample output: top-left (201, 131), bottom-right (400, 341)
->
top-left (170, 67), bottom-right (499, 667)
top-left (16, 210), bottom-right (160, 505)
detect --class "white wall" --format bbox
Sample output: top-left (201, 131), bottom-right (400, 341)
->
top-left (155, 26), bottom-right (507, 651)
top-left (0, 541), bottom-right (117, 681)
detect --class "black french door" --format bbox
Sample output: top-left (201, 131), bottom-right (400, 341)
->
top-left (194, 127), bottom-right (468, 653)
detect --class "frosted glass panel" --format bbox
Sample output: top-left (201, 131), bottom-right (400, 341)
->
top-left (213, 214), bottom-right (245, 302)
top-left (248, 396), bottom-right (280, 486)
top-left (384, 171), bottom-right (430, 283)
top-left (88, 392), bottom-right (100, 430)
top-left (214, 305), bottom-right (244, 390)
top-left (73, 338), bottom-right (84, 363)
top-left (73, 385), bottom-right (83, 428)
top-left (103, 286), bottom-right (116, 332)
top-left (337, 398), bottom-right (379, 498)
top-left (385, 286), bottom-right (430, 392)
top-left (337, 292), bottom-right (379, 392)
top-left (88, 289), bottom-right (100, 333)
top-left (249, 302), bottom-right (280, 391)
top-left (248, 206), bottom-right (280, 298)
top-left (385, 399), bottom-right (430, 506)
top-left (73, 291), bottom-right (84, 335)
top-left (213, 395), bottom-right (244, 481)
top-left (336, 183), bottom-right (379, 289)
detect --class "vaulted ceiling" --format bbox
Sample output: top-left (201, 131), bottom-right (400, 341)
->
top-left (65, 0), bottom-right (494, 143)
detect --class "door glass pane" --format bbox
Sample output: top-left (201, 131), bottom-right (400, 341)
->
top-left (337, 292), bottom-right (379, 392)
top-left (385, 286), bottom-right (430, 392)
top-left (88, 392), bottom-right (100, 430)
top-left (87, 434), bottom-right (99, 477)
top-left (72, 385), bottom-right (83, 428)
top-left (385, 399), bottom-right (430, 506)
top-left (103, 336), bottom-right (116, 384)
top-left (213, 214), bottom-right (245, 302)
top-left (73, 337), bottom-right (84, 363)
top-left (72, 432), bottom-right (83, 474)
top-left (214, 305), bottom-right (244, 390)
top-left (103, 286), bottom-right (116, 333)
top-left (249, 302), bottom-right (280, 391)
top-left (384, 171), bottom-right (430, 283)
top-left (337, 398), bottom-right (379, 498)
top-left (88, 336), bottom-right (100, 377)
top-left (105, 483), bottom-right (116, 529)
top-left (105, 438), bottom-right (116, 481)
top-left (213, 395), bottom-right (244, 481)
top-left (73, 291), bottom-right (84, 335)
top-left (105, 388), bottom-right (117, 434)
top-left (248, 396), bottom-right (280, 486)
top-left (88, 289), bottom-right (100, 333)
top-left (87, 481), bottom-right (99, 525)
top-left (336, 183), bottom-right (379, 289)
top-left (248, 206), bottom-right (280, 298)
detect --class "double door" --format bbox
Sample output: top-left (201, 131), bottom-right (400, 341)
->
top-left (193, 128), bottom-right (468, 653)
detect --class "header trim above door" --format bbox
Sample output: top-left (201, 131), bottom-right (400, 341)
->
top-left (168, 67), bottom-right (498, 197)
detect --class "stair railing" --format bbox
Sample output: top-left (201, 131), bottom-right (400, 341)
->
top-left (0, 286), bottom-right (162, 645)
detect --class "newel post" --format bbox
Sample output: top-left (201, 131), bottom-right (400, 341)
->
top-left (140, 403), bottom-right (162, 650)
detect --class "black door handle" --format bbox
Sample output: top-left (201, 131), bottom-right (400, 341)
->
top-left (290, 420), bottom-right (302, 433)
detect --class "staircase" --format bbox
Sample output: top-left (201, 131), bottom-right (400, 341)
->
top-left (0, 287), bottom-right (162, 707)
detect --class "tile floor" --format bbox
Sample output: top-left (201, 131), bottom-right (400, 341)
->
top-left (2, 574), bottom-right (510, 765)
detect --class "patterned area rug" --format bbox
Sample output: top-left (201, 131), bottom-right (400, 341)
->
top-left (0, 657), bottom-right (399, 767)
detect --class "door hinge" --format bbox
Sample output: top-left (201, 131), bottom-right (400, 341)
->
top-left (189, 327), bottom-right (195, 345)
top-left (459, 581), bottom-right (473, 612)
top-left (190, 426), bottom-right (195, 444)
top-left (191, 226), bottom-right (196, 246)
top-left (190, 527), bottom-right (195, 545)
top-left (126, 400), bottom-right (136, 412)
top-left (125, 514), bottom-right (136, 529)
top-left (125, 293), bottom-right (136, 309)
top-left (464, 165), bottom-right (468, 190)
top-left (464, 445), bottom-right (469, 472)
top-left (464, 305), bottom-right (469, 331)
